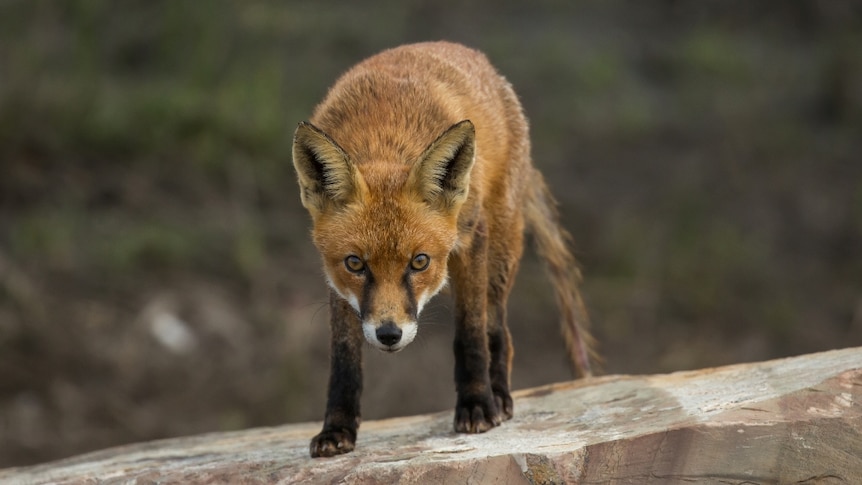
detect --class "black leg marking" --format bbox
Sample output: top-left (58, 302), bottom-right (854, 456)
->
top-left (310, 292), bottom-right (364, 458)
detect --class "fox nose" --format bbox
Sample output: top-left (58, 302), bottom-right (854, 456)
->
top-left (376, 322), bottom-right (402, 347)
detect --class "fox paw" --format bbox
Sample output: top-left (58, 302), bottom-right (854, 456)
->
top-left (310, 428), bottom-right (356, 458)
top-left (454, 391), bottom-right (502, 433)
top-left (494, 388), bottom-right (514, 421)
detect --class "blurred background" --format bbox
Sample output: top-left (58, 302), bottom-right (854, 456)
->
top-left (1, 0), bottom-right (861, 468)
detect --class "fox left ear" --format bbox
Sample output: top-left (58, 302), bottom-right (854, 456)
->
top-left (292, 122), bottom-right (366, 217)
top-left (408, 120), bottom-right (476, 214)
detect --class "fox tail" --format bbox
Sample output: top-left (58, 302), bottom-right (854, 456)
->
top-left (524, 168), bottom-right (597, 377)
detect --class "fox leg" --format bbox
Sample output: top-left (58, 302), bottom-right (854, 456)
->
top-left (450, 220), bottom-right (502, 433)
top-left (486, 216), bottom-right (524, 421)
top-left (310, 291), bottom-right (363, 457)
top-left (486, 266), bottom-right (518, 420)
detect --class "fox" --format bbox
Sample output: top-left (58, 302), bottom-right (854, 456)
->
top-left (292, 41), bottom-right (596, 458)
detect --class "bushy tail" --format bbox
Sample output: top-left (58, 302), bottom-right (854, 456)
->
top-left (524, 168), bottom-right (597, 377)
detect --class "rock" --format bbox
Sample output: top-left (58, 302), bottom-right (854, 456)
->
top-left (2, 347), bottom-right (860, 484)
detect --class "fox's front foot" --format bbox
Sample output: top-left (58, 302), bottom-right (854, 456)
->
top-left (310, 427), bottom-right (356, 458)
top-left (493, 386), bottom-right (514, 421)
top-left (454, 390), bottom-right (505, 433)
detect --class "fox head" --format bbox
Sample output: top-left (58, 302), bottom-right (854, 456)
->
top-left (292, 120), bottom-right (475, 352)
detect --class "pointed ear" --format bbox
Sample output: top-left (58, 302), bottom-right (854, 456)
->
top-left (292, 122), bottom-right (365, 217)
top-left (407, 120), bottom-right (476, 214)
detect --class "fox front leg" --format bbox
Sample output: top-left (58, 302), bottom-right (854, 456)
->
top-left (310, 292), bottom-right (363, 458)
top-left (449, 222), bottom-right (502, 433)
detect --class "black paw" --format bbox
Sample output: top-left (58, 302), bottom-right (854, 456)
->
top-left (493, 387), bottom-right (514, 421)
top-left (309, 428), bottom-right (356, 458)
top-left (454, 390), bottom-right (502, 433)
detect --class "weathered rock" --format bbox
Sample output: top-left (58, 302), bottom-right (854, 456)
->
top-left (2, 347), bottom-right (860, 484)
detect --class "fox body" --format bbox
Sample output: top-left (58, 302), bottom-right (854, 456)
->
top-left (292, 41), bottom-right (594, 458)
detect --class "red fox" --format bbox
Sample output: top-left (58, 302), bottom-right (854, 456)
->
top-left (292, 41), bottom-right (595, 458)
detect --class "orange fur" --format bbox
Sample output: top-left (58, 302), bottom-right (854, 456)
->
top-left (292, 42), bottom-right (595, 457)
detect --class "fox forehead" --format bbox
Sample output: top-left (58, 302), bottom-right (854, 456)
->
top-left (312, 192), bottom-right (458, 262)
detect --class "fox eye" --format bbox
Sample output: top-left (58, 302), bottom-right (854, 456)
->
top-left (344, 255), bottom-right (365, 273)
top-left (410, 253), bottom-right (430, 271)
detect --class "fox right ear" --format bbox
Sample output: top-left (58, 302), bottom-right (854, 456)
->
top-left (292, 122), bottom-right (365, 217)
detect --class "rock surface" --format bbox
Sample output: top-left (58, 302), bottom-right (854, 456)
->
top-left (3, 347), bottom-right (860, 484)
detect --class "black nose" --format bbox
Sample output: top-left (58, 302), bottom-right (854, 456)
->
top-left (376, 322), bottom-right (402, 346)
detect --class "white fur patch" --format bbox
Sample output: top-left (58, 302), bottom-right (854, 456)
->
top-left (324, 271), bottom-right (361, 313)
top-left (363, 321), bottom-right (418, 352)
top-left (345, 293), bottom-right (360, 314)
top-left (417, 274), bottom-right (448, 315)
top-left (400, 321), bottom-right (418, 346)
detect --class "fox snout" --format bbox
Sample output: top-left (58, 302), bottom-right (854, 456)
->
top-left (362, 320), bottom-right (418, 352)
